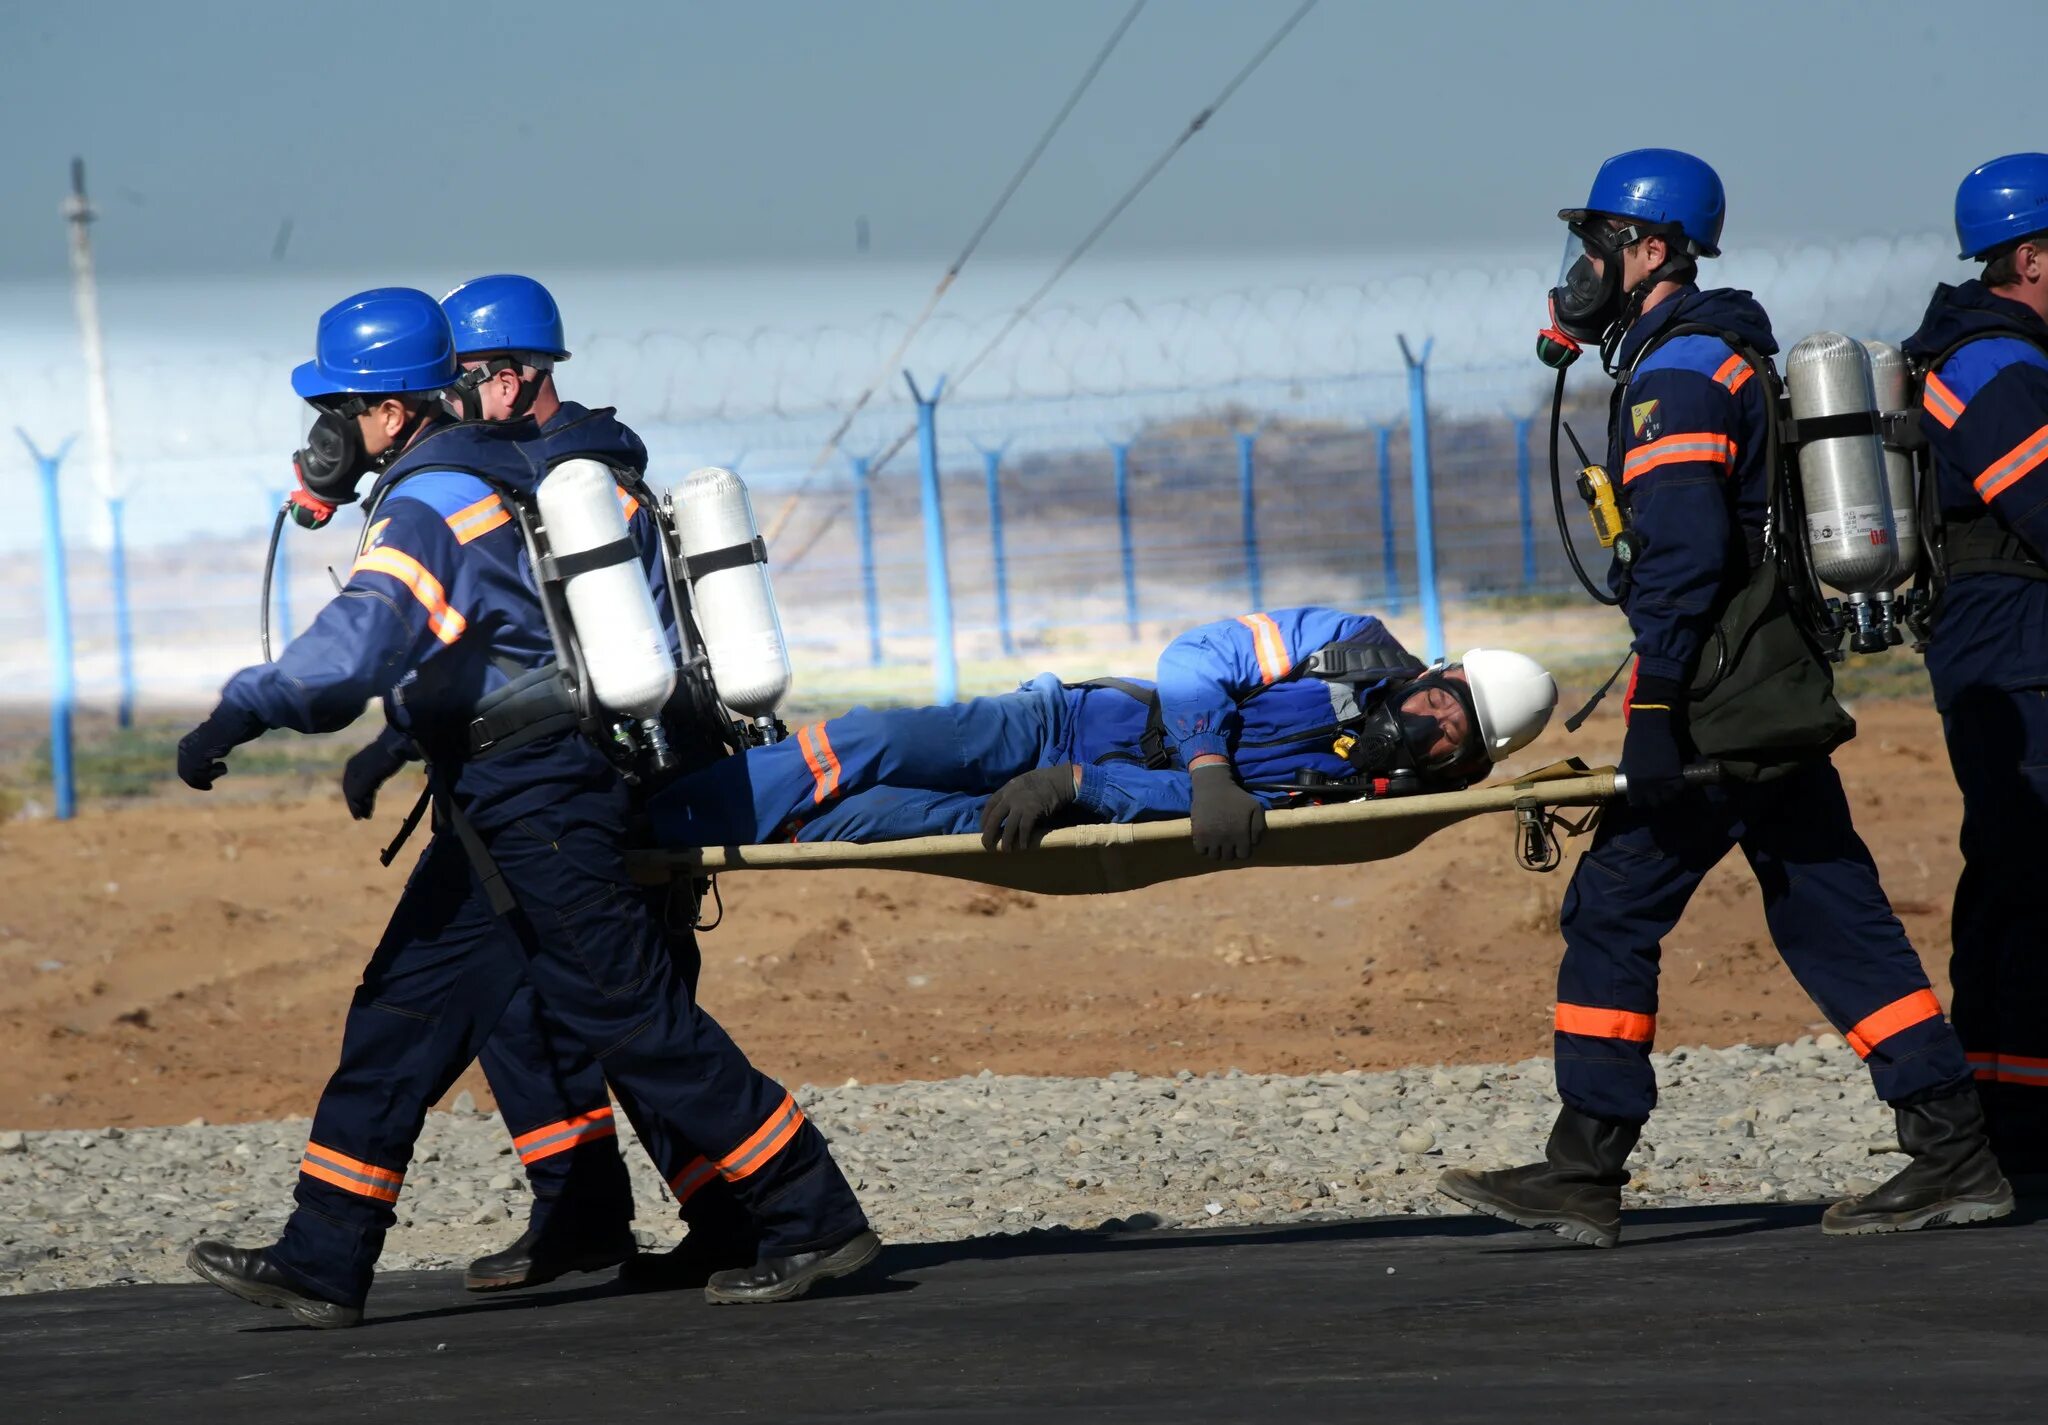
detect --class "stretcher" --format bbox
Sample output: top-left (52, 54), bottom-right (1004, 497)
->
top-left (626, 760), bottom-right (1620, 897)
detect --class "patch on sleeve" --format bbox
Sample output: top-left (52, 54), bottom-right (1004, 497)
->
top-left (358, 517), bottom-right (391, 556)
top-left (1630, 399), bottom-right (1663, 441)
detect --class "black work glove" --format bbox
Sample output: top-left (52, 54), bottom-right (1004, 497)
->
top-left (980, 765), bottom-right (1080, 852)
top-left (1189, 760), bottom-right (1266, 861)
top-left (175, 702), bottom-right (266, 791)
top-left (342, 728), bottom-right (415, 821)
top-left (1620, 674), bottom-right (1687, 810)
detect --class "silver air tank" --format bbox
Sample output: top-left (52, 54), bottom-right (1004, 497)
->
top-left (1784, 331), bottom-right (1899, 654)
top-left (1862, 338), bottom-right (1921, 584)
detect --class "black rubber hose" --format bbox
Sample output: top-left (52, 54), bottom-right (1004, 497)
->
top-left (1547, 366), bottom-right (1620, 606)
top-left (259, 499), bottom-right (289, 662)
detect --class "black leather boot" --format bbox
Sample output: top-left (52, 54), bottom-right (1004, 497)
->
top-left (1437, 1106), bottom-right (1641, 1248)
top-left (703, 1228), bottom-right (882, 1304)
top-left (617, 1229), bottom-right (759, 1292)
top-left (188, 1241), bottom-right (362, 1329)
top-left (463, 1217), bottom-right (638, 1292)
top-left (1822, 1089), bottom-right (2015, 1235)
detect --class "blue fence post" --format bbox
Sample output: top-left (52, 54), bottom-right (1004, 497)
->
top-left (849, 455), bottom-right (882, 667)
top-left (1374, 424), bottom-right (1401, 615)
top-left (268, 490), bottom-right (294, 652)
top-left (1512, 414), bottom-right (1537, 590)
top-left (1397, 336), bottom-right (1445, 662)
top-left (20, 430), bottom-right (79, 820)
top-left (978, 443), bottom-right (1017, 658)
top-left (903, 371), bottom-right (957, 704)
top-left (1109, 440), bottom-right (1140, 639)
top-left (1236, 429), bottom-right (1263, 611)
top-left (106, 494), bottom-right (136, 728)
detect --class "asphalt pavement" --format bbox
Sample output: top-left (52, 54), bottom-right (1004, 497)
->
top-left (4, 1203), bottom-right (2041, 1423)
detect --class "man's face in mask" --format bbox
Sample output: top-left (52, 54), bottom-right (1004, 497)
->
top-left (1395, 669), bottom-right (1473, 769)
top-left (1583, 220), bottom-right (1669, 298)
top-left (354, 397), bottom-right (418, 460)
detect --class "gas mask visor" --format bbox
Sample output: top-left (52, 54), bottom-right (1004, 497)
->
top-left (1538, 223), bottom-right (1625, 370)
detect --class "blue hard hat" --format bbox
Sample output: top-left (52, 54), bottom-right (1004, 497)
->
top-left (290, 287), bottom-right (459, 399)
top-left (1560, 148), bottom-right (1726, 259)
top-left (441, 274), bottom-right (570, 361)
top-left (1955, 154), bottom-right (2048, 260)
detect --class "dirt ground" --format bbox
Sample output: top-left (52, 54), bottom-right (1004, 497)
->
top-left (0, 699), bottom-right (1961, 1132)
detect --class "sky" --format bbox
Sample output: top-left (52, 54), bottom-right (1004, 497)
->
top-left (0, 0), bottom-right (2018, 281)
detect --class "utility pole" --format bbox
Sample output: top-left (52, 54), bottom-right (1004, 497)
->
top-left (65, 158), bottom-right (137, 727)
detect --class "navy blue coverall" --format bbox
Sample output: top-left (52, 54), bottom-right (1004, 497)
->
top-left (1555, 285), bottom-right (1971, 1124)
top-left (455, 400), bottom-right (759, 1246)
top-left (218, 417), bottom-right (865, 1307)
top-left (649, 607), bottom-right (1414, 847)
top-left (1905, 280), bottom-right (2048, 1162)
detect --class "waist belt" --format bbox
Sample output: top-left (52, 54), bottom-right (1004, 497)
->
top-left (1944, 510), bottom-right (2048, 582)
top-left (1072, 678), bottom-right (1174, 770)
top-left (468, 664), bottom-right (581, 758)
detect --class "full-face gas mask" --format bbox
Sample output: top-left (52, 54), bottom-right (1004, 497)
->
top-left (287, 395), bottom-right (430, 530)
top-left (1345, 667), bottom-right (1486, 785)
top-left (1537, 219), bottom-right (1693, 374)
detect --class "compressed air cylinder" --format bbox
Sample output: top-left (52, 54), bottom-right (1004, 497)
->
top-left (1784, 331), bottom-right (1898, 595)
top-left (1862, 339), bottom-right (1921, 583)
top-left (675, 466), bottom-right (791, 719)
top-left (535, 458), bottom-right (676, 721)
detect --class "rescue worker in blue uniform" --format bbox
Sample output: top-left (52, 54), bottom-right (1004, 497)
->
top-left (650, 609), bottom-right (1558, 855)
top-left (1903, 154), bottom-right (2048, 1175)
top-left (340, 274), bottom-right (760, 1294)
top-left (177, 288), bottom-right (877, 1328)
top-left (1438, 150), bottom-right (2010, 1246)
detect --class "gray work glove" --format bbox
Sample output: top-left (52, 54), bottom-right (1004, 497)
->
top-left (980, 766), bottom-right (1080, 852)
top-left (1189, 761), bottom-right (1265, 861)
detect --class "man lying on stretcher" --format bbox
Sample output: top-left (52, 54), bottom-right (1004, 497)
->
top-left (650, 607), bottom-right (1558, 860)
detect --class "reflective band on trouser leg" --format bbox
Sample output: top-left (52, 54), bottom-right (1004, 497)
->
top-left (665, 1093), bottom-right (805, 1205)
top-left (300, 1141), bottom-right (405, 1204)
top-left (1555, 1002), bottom-right (1657, 1043)
top-left (512, 1106), bottom-right (618, 1166)
top-left (1844, 988), bottom-right (1945, 1059)
top-left (1974, 1052), bottom-right (2048, 1087)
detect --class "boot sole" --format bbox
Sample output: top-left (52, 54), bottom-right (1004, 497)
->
top-left (1436, 1171), bottom-right (1619, 1249)
top-left (463, 1242), bottom-right (637, 1293)
top-left (187, 1247), bottom-right (362, 1329)
top-left (1821, 1182), bottom-right (2017, 1237)
top-left (704, 1230), bottom-right (883, 1305)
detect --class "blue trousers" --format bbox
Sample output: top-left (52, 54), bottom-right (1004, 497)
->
top-left (652, 675), bottom-right (1070, 846)
top-left (1554, 757), bottom-right (1971, 1124)
top-left (269, 782), bottom-right (865, 1308)
top-left (1939, 682), bottom-right (2048, 1160)
top-left (477, 886), bottom-right (758, 1242)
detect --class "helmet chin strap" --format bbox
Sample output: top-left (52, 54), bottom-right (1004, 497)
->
top-left (1599, 252), bottom-right (1694, 377)
top-left (454, 358), bottom-right (545, 421)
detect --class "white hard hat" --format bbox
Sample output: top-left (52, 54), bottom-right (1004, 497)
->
top-left (1456, 647), bottom-right (1557, 760)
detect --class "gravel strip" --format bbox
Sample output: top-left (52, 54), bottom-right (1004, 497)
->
top-left (1, 1036), bottom-right (1904, 1297)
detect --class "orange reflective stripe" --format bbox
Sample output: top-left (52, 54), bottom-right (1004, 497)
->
top-left (1844, 988), bottom-right (1944, 1058)
top-left (797, 723), bottom-right (842, 805)
top-left (668, 1155), bottom-right (717, 1205)
top-left (1235, 613), bottom-right (1291, 685)
top-left (716, 1092), bottom-right (806, 1183)
top-left (812, 721), bottom-right (842, 802)
top-left (1621, 432), bottom-right (1737, 483)
top-left (1973, 423), bottom-right (2048, 502)
top-left (300, 1142), bottom-right (404, 1203)
top-left (511, 1107), bottom-right (618, 1165)
top-left (615, 485), bottom-right (641, 522)
top-left (446, 493), bottom-right (511, 544)
top-left (1922, 371), bottom-right (1964, 430)
top-left (350, 547), bottom-right (468, 644)
top-left (1979, 1052), bottom-right (2048, 1086)
top-left (1554, 1002), bottom-right (1656, 1043)
top-left (1711, 353), bottom-right (1755, 395)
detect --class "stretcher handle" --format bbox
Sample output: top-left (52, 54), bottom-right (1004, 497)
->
top-left (1610, 760), bottom-right (1725, 798)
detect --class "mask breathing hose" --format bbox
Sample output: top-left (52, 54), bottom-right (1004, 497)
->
top-left (1547, 366), bottom-right (1621, 607)
top-left (260, 497), bottom-right (290, 662)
